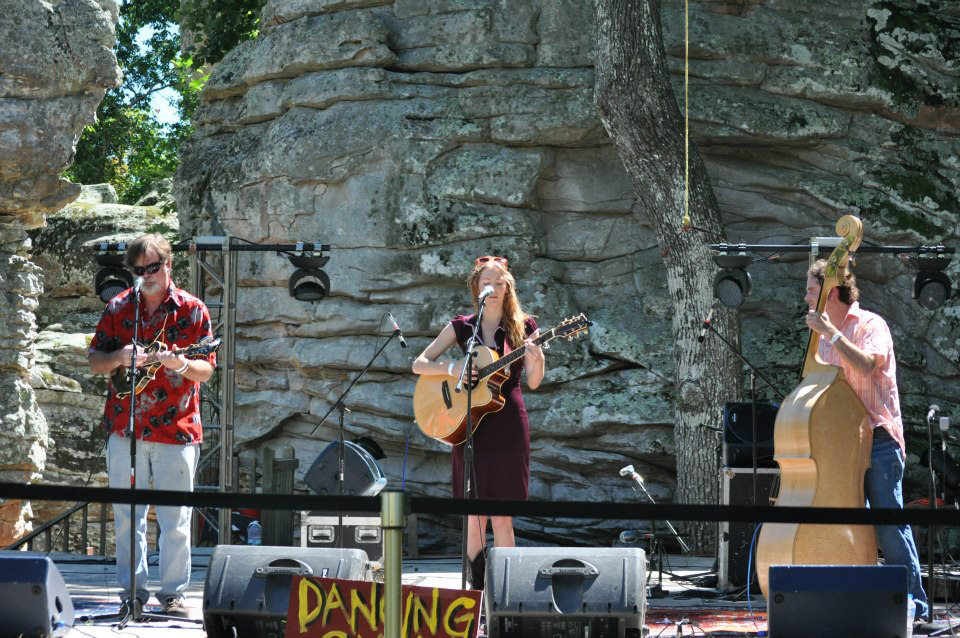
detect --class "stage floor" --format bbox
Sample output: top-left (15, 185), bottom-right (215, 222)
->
top-left (21, 549), bottom-right (960, 636)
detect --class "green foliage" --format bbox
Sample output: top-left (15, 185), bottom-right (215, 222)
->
top-left (66, 0), bottom-right (257, 205)
top-left (180, 0), bottom-right (267, 67)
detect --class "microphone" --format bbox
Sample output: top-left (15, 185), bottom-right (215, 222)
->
top-left (928, 405), bottom-right (940, 424)
top-left (133, 276), bottom-right (144, 294)
top-left (697, 307), bottom-right (714, 343)
top-left (387, 312), bottom-right (408, 348)
top-left (478, 284), bottom-right (495, 301)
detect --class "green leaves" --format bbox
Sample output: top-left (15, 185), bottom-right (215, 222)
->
top-left (66, 0), bottom-right (261, 205)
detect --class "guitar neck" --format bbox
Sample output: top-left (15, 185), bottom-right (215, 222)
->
top-left (477, 330), bottom-right (552, 378)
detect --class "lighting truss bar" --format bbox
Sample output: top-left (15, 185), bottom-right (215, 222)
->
top-left (711, 243), bottom-right (955, 255)
top-left (96, 239), bottom-right (330, 253)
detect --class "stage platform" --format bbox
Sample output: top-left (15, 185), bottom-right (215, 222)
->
top-left (21, 549), bottom-right (960, 636)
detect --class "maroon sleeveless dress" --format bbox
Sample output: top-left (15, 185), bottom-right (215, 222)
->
top-left (450, 314), bottom-right (536, 500)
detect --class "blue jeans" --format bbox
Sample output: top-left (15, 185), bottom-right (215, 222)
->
top-left (107, 434), bottom-right (198, 604)
top-left (865, 433), bottom-right (927, 620)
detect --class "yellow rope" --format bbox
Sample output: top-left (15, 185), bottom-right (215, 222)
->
top-left (682, 0), bottom-right (691, 230)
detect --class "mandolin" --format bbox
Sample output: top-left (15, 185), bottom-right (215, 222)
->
top-left (413, 314), bottom-right (590, 445)
top-left (755, 215), bottom-right (876, 597)
top-left (110, 336), bottom-right (222, 400)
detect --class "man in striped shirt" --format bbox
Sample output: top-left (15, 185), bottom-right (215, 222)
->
top-left (805, 259), bottom-right (927, 621)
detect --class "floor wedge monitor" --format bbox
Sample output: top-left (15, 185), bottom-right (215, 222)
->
top-left (485, 547), bottom-right (646, 638)
top-left (0, 553), bottom-right (74, 638)
top-left (203, 545), bottom-right (370, 638)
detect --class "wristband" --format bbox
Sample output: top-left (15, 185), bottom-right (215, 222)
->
top-left (447, 361), bottom-right (455, 377)
top-left (829, 332), bottom-right (842, 345)
top-left (175, 360), bottom-right (190, 375)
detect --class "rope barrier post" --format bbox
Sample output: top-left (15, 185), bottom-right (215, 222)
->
top-left (381, 490), bottom-right (404, 638)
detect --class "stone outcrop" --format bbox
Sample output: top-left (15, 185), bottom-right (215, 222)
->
top-left (0, 0), bottom-right (119, 545)
top-left (175, 0), bottom-right (959, 552)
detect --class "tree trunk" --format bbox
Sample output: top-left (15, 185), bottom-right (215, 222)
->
top-left (594, 0), bottom-right (741, 552)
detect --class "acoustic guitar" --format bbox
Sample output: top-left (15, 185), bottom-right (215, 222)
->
top-left (110, 336), bottom-right (222, 399)
top-left (413, 314), bottom-right (590, 445)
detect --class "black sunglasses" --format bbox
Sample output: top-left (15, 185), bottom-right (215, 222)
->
top-left (131, 261), bottom-right (164, 276)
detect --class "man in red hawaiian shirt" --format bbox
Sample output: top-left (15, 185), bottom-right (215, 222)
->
top-left (88, 234), bottom-right (215, 619)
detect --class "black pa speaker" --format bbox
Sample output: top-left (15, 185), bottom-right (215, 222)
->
top-left (767, 565), bottom-right (909, 638)
top-left (722, 401), bottom-right (778, 468)
top-left (485, 547), bottom-right (646, 638)
top-left (203, 545), bottom-right (370, 638)
top-left (0, 553), bottom-right (74, 638)
top-left (304, 440), bottom-right (387, 496)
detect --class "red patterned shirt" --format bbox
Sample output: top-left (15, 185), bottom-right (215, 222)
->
top-left (89, 282), bottom-right (216, 445)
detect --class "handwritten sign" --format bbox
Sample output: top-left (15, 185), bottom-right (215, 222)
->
top-left (284, 576), bottom-right (482, 638)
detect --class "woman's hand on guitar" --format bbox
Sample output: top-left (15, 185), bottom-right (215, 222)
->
top-left (523, 331), bottom-right (543, 366)
top-left (453, 360), bottom-right (478, 382)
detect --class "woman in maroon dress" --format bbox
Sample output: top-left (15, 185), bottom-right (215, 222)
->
top-left (412, 256), bottom-right (545, 587)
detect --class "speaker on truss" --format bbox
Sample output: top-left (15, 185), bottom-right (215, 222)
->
top-left (767, 565), bottom-right (909, 638)
top-left (485, 547), bottom-right (647, 638)
top-left (202, 545), bottom-right (370, 638)
top-left (304, 439), bottom-right (387, 497)
top-left (0, 554), bottom-right (74, 638)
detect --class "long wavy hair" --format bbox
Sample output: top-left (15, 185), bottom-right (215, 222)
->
top-left (468, 262), bottom-right (531, 348)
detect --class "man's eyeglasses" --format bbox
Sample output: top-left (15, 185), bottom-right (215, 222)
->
top-left (131, 261), bottom-right (164, 276)
top-left (475, 255), bottom-right (508, 269)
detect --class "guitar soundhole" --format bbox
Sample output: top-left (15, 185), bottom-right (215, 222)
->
top-left (441, 381), bottom-right (452, 409)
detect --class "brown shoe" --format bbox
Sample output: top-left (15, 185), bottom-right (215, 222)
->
top-left (161, 597), bottom-right (190, 619)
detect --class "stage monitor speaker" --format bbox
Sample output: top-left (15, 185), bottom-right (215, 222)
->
top-left (304, 440), bottom-right (387, 497)
top-left (485, 547), bottom-right (646, 638)
top-left (203, 545), bottom-right (370, 638)
top-left (718, 467), bottom-right (779, 590)
top-left (767, 565), bottom-right (909, 638)
top-left (0, 554), bottom-right (74, 638)
top-left (723, 401), bottom-right (778, 468)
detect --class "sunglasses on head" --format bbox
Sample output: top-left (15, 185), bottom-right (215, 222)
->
top-left (131, 261), bottom-right (164, 276)
top-left (475, 255), bottom-right (508, 269)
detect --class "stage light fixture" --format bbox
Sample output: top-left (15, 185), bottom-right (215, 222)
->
top-left (94, 253), bottom-right (133, 303)
top-left (288, 253), bottom-right (330, 302)
top-left (712, 254), bottom-right (752, 309)
top-left (913, 254), bottom-right (952, 310)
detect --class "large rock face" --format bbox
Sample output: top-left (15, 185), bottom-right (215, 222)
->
top-left (175, 0), bottom-right (959, 552)
top-left (0, 0), bottom-right (119, 544)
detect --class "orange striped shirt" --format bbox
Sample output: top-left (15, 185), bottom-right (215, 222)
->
top-left (817, 302), bottom-right (904, 452)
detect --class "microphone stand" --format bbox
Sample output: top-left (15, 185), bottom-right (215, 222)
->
top-left (456, 295), bottom-right (487, 589)
top-left (925, 410), bottom-right (940, 624)
top-left (310, 328), bottom-right (399, 548)
top-left (623, 470), bottom-right (689, 597)
top-left (701, 319), bottom-right (785, 507)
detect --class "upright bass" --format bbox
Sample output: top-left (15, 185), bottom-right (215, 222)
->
top-left (755, 215), bottom-right (877, 596)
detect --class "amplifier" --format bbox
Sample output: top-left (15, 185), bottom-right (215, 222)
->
top-left (718, 467), bottom-right (779, 590)
top-left (767, 565), bottom-right (909, 638)
top-left (485, 547), bottom-right (646, 638)
top-left (723, 401), bottom-right (778, 468)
